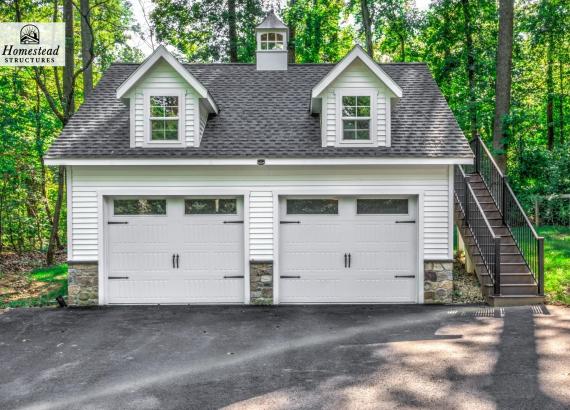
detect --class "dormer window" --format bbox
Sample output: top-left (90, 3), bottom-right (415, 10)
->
top-left (150, 96), bottom-right (179, 141)
top-left (342, 95), bottom-right (371, 141)
top-left (143, 90), bottom-right (185, 145)
top-left (260, 32), bottom-right (284, 50)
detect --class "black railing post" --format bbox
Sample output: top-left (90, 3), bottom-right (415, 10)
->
top-left (501, 178), bottom-right (507, 223)
top-left (464, 176), bottom-right (470, 227)
top-left (538, 237), bottom-right (545, 296)
top-left (494, 237), bottom-right (501, 295)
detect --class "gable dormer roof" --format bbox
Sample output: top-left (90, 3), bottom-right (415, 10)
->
top-left (256, 10), bottom-right (288, 30)
top-left (116, 45), bottom-right (219, 114)
top-left (310, 45), bottom-right (403, 112)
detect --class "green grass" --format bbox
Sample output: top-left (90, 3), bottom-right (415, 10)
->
top-left (538, 226), bottom-right (570, 305)
top-left (0, 263), bottom-right (67, 308)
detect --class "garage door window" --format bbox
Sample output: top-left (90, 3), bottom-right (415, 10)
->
top-left (114, 199), bottom-right (166, 215)
top-left (286, 199), bottom-right (338, 214)
top-left (185, 198), bottom-right (237, 214)
top-left (357, 199), bottom-right (408, 214)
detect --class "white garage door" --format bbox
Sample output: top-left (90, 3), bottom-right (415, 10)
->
top-left (279, 196), bottom-right (418, 303)
top-left (106, 197), bottom-right (244, 304)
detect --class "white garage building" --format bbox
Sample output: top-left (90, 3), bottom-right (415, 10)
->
top-left (45, 13), bottom-right (472, 306)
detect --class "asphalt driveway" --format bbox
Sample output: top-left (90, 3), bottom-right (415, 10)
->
top-left (1, 304), bottom-right (569, 410)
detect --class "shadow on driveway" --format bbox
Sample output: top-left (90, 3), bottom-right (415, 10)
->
top-left (0, 304), bottom-right (568, 409)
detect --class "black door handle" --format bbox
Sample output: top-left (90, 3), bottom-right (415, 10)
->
top-left (176, 254), bottom-right (179, 269)
top-left (172, 254), bottom-right (175, 268)
top-left (344, 253), bottom-right (347, 268)
top-left (348, 253), bottom-right (351, 268)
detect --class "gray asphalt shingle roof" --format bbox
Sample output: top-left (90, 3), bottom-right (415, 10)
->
top-left (45, 62), bottom-right (472, 159)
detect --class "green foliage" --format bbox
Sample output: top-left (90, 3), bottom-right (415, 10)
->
top-left (0, 0), bottom-right (135, 255)
top-left (151, 0), bottom-right (264, 62)
top-left (537, 226), bottom-right (570, 305)
top-left (285, 0), bottom-right (354, 63)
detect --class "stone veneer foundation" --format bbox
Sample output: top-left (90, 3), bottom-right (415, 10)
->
top-left (249, 261), bottom-right (273, 305)
top-left (423, 260), bottom-right (454, 304)
top-left (67, 260), bottom-right (449, 305)
top-left (67, 261), bottom-right (98, 306)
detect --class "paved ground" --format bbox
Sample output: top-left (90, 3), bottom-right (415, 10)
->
top-left (0, 304), bottom-right (569, 410)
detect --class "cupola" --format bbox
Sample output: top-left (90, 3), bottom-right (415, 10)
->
top-left (255, 11), bottom-right (289, 71)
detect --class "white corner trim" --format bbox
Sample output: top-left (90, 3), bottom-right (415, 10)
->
top-left (44, 157), bottom-right (474, 166)
top-left (116, 45), bottom-right (218, 114)
top-left (448, 165), bottom-right (454, 260)
top-left (311, 45), bottom-right (403, 105)
top-left (66, 166), bottom-right (73, 260)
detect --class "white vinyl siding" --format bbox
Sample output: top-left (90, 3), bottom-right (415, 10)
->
top-left (68, 165), bottom-right (451, 262)
top-left (197, 100), bottom-right (209, 146)
top-left (249, 191), bottom-right (274, 261)
top-left (129, 60), bottom-right (199, 147)
top-left (321, 59), bottom-right (390, 147)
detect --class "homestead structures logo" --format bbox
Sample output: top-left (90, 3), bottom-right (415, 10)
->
top-left (20, 24), bottom-right (40, 44)
top-left (0, 22), bottom-right (64, 66)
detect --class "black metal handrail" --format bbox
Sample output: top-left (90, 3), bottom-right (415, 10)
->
top-left (455, 165), bottom-right (502, 295)
top-left (469, 136), bottom-right (545, 295)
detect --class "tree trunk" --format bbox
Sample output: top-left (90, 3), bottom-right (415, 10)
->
top-left (80, 0), bottom-right (93, 98)
top-left (46, 167), bottom-right (65, 264)
top-left (288, 0), bottom-right (296, 63)
top-left (559, 55), bottom-right (565, 145)
top-left (47, 0), bottom-right (74, 265)
top-left (492, 0), bottom-right (514, 173)
top-left (461, 0), bottom-right (478, 140)
top-left (546, 34), bottom-right (555, 150)
top-left (360, 0), bottom-right (374, 58)
top-left (228, 0), bottom-right (238, 62)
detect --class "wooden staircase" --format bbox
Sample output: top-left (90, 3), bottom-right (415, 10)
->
top-left (454, 138), bottom-right (545, 307)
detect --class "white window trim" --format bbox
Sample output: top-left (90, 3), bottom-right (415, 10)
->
top-left (143, 89), bottom-right (186, 147)
top-left (336, 88), bottom-right (377, 146)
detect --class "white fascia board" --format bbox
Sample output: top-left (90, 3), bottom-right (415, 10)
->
top-left (116, 45), bottom-right (219, 114)
top-left (311, 45), bottom-right (403, 104)
top-left (44, 157), bottom-right (474, 166)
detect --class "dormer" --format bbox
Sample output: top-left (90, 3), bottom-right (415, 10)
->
top-left (116, 45), bottom-right (218, 148)
top-left (256, 11), bottom-right (288, 71)
top-left (310, 46), bottom-right (403, 148)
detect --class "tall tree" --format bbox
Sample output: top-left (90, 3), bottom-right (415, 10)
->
top-left (80, 0), bottom-right (94, 98)
top-left (493, 0), bottom-right (514, 172)
top-left (461, 0), bottom-right (478, 139)
top-left (287, 0), bottom-right (297, 63)
top-left (228, 0), bottom-right (238, 62)
top-left (360, 0), bottom-right (373, 58)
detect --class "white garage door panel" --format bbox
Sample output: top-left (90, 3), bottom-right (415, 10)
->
top-left (279, 196), bottom-right (417, 304)
top-left (106, 197), bottom-right (244, 304)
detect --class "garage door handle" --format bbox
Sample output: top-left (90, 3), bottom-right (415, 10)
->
top-left (280, 275), bottom-right (301, 279)
top-left (395, 220), bottom-right (416, 224)
top-left (176, 254), bottom-right (179, 269)
top-left (109, 276), bottom-right (129, 280)
top-left (348, 253), bottom-right (351, 268)
top-left (108, 221), bottom-right (128, 224)
top-left (394, 275), bottom-right (416, 278)
top-left (223, 220), bottom-right (244, 224)
top-left (224, 275), bottom-right (244, 279)
top-left (280, 221), bottom-right (300, 224)
top-left (172, 254), bottom-right (176, 268)
top-left (344, 253), bottom-right (347, 268)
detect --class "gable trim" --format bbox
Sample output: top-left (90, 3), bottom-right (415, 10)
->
top-left (311, 45), bottom-right (403, 105)
top-left (116, 45), bottom-right (219, 114)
